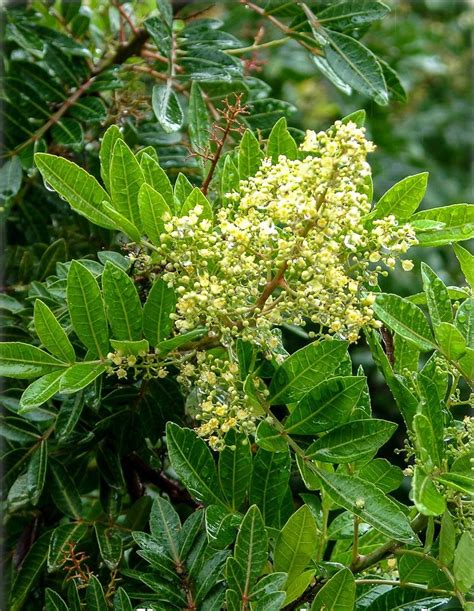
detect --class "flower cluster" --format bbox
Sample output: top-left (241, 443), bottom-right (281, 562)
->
top-left (106, 350), bottom-right (168, 380)
top-left (153, 121), bottom-right (417, 444)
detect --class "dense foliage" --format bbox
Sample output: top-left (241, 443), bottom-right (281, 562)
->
top-left (1, 1), bottom-right (473, 610)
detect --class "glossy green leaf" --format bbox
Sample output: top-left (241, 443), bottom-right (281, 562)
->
top-left (238, 130), bottom-right (263, 180)
top-left (455, 297), bottom-right (474, 348)
top-left (67, 260), bottom-right (109, 358)
top-left (96, 199), bottom-right (142, 243)
top-left (19, 369), bottom-right (65, 410)
top-left (317, 469), bottom-right (417, 542)
top-left (373, 293), bottom-right (435, 351)
top-left (439, 510), bottom-right (456, 567)
top-left (453, 243), bottom-right (474, 288)
top-left (110, 139), bottom-right (144, 227)
top-left (149, 496), bottom-right (181, 562)
top-left (113, 587), bottom-right (133, 611)
top-left (0, 342), bottom-right (66, 379)
top-left (435, 322), bottom-right (467, 360)
top-left (421, 262), bottom-right (453, 327)
top-left (109, 339), bottom-right (149, 356)
top-left (56, 393), bottom-right (84, 442)
top-left (436, 472), bottom-right (474, 496)
top-left (143, 278), bottom-right (176, 346)
top-left (285, 376), bottom-right (364, 434)
top-left (99, 124), bottom-right (121, 193)
top-left (49, 460), bottom-right (82, 518)
top-left (325, 30), bottom-right (388, 104)
top-left (138, 182), bottom-right (172, 246)
top-left (85, 575), bottom-right (108, 611)
top-left (45, 588), bottom-right (68, 611)
top-left (393, 334), bottom-right (420, 373)
top-left (249, 447), bottom-right (291, 526)
top-left (157, 327), bottom-right (207, 353)
top-left (181, 187), bottom-right (213, 221)
top-left (174, 172), bottom-right (194, 206)
top-left (166, 423), bottom-right (225, 507)
top-left (412, 204), bottom-right (474, 246)
top-left (306, 419), bottom-right (397, 463)
top-left (274, 505), bottom-right (318, 582)
top-left (152, 84), bottom-right (184, 133)
top-left (35, 153), bottom-right (116, 230)
top-left (94, 525), bottom-right (122, 569)
top-left (372, 173), bottom-right (428, 220)
top-left (413, 413), bottom-right (442, 470)
top-left (358, 458), bottom-right (403, 493)
top-left (255, 420), bottom-right (288, 452)
top-left (140, 153), bottom-right (174, 210)
top-left (218, 429), bottom-right (252, 511)
top-left (234, 505), bottom-right (268, 595)
top-left (317, 0), bottom-right (390, 31)
top-left (454, 532), bottom-right (474, 592)
top-left (311, 567), bottom-right (355, 611)
top-left (205, 505), bottom-right (240, 550)
top-left (27, 439), bottom-right (47, 505)
top-left (9, 531), bottom-right (52, 611)
top-left (267, 117), bottom-right (298, 162)
top-left (47, 522), bottom-right (88, 571)
top-left (102, 262), bottom-right (142, 341)
top-left (412, 465), bottom-right (446, 516)
top-left (270, 340), bottom-right (348, 405)
top-left (34, 299), bottom-right (75, 363)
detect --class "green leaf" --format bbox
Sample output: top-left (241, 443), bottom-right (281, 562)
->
top-left (110, 139), bottom-right (144, 227)
top-left (218, 429), bottom-right (252, 511)
top-left (421, 262), bottom-right (453, 327)
top-left (67, 260), bottom-right (109, 358)
top-left (27, 439), bottom-right (47, 504)
top-left (20, 369), bottom-right (65, 410)
top-left (49, 460), bottom-right (82, 518)
top-left (206, 505), bottom-right (240, 550)
top-left (317, 0), bottom-right (390, 31)
top-left (34, 153), bottom-right (116, 230)
top-left (152, 84), bottom-right (184, 133)
top-left (283, 570), bottom-right (314, 606)
top-left (149, 496), bottom-right (181, 562)
top-left (393, 334), bottom-right (419, 373)
top-left (412, 465), bottom-right (446, 516)
top-left (325, 30), bottom-right (388, 105)
top-left (234, 505), bottom-right (268, 595)
top-left (373, 294), bottom-right (435, 351)
top-left (140, 153), bottom-right (174, 211)
top-left (358, 458), bottom-right (403, 493)
top-left (189, 82), bottom-right (210, 173)
top-left (453, 243), bottom-right (474, 288)
top-left (0, 342), bottom-right (66, 379)
top-left (238, 130), bottom-right (263, 180)
top-left (96, 199), bottom-right (142, 243)
top-left (435, 322), bottom-right (467, 360)
top-left (56, 393), bottom-right (84, 442)
top-left (269, 339), bottom-right (348, 404)
top-left (285, 376), bottom-right (364, 434)
top-left (102, 262), bottom-right (142, 341)
top-left (109, 339), bottom-right (149, 356)
top-left (99, 124), bottom-right (121, 193)
top-left (0, 417), bottom-right (39, 443)
top-left (45, 588), bottom-right (68, 611)
top-left (274, 505), bottom-right (317, 582)
top-left (157, 327), bottom-right (207, 353)
top-left (341, 108), bottom-right (366, 126)
top-left (59, 363), bottom-right (106, 393)
top-left (51, 118), bottom-right (84, 146)
top-left (37, 238), bottom-right (67, 281)
top-left (436, 472), bottom-right (474, 496)
top-left (439, 510), bottom-right (456, 566)
top-left (181, 187), bottom-right (213, 221)
top-left (34, 299), bottom-right (75, 363)
top-left (306, 419), bottom-right (397, 463)
top-left (0, 155), bottom-right (22, 201)
top-left (249, 447), bottom-right (291, 526)
top-left (454, 532), bottom-right (474, 592)
top-left (311, 567), bottom-right (355, 611)
top-left (371, 173), bottom-right (428, 220)
top-left (267, 117), bottom-right (298, 162)
top-left (455, 297), bottom-right (474, 348)
top-left (86, 575), bottom-right (108, 611)
top-left (166, 423), bottom-right (226, 507)
top-left (94, 525), bottom-right (122, 569)
top-left (255, 420), bottom-right (288, 452)
top-left (143, 278), bottom-right (176, 346)
top-left (174, 172), bottom-right (194, 206)
top-left (378, 57), bottom-right (407, 102)
top-left (138, 183), bottom-right (173, 246)
top-left (316, 469), bottom-right (417, 542)
top-left (9, 531), bottom-right (52, 611)
top-left (412, 204), bottom-right (474, 246)
top-left (113, 587), bottom-right (133, 611)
